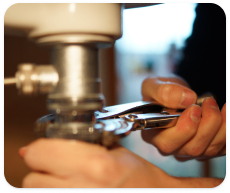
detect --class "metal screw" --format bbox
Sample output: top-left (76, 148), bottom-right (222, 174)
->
top-left (128, 114), bottom-right (138, 120)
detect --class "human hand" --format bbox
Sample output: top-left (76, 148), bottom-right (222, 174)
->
top-left (141, 76), bottom-right (226, 160)
top-left (19, 138), bottom-right (223, 188)
top-left (19, 138), bottom-right (176, 188)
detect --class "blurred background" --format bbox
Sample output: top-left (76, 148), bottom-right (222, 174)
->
top-left (115, 3), bottom-right (226, 180)
top-left (4, 3), bottom-right (226, 187)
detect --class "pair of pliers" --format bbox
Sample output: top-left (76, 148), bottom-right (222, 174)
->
top-left (95, 101), bottom-right (181, 146)
top-left (35, 95), bottom-right (209, 146)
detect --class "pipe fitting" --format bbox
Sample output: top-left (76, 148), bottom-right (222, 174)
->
top-left (15, 63), bottom-right (59, 95)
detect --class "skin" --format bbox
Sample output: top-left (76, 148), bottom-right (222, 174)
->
top-left (141, 76), bottom-right (226, 160)
top-left (19, 75), bottom-right (225, 188)
top-left (19, 139), bottom-right (223, 188)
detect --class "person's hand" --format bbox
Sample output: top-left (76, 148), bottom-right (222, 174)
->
top-left (141, 76), bottom-right (226, 161)
top-left (19, 139), bottom-right (175, 188)
top-left (19, 138), bottom-right (223, 188)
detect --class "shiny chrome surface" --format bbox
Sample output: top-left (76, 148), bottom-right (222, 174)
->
top-left (95, 101), bottom-right (161, 119)
top-left (44, 44), bottom-right (105, 142)
top-left (48, 44), bottom-right (104, 111)
top-left (4, 63), bottom-right (58, 95)
top-left (124, 113), bottom-right (180, 130)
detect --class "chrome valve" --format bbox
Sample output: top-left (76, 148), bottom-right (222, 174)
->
top-left (4, 63), bottom-right (59, 95)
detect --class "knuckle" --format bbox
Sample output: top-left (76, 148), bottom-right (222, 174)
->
top-left (205, 144), bottom-right (223, 157)
top-left (205, 148), bottom-right (219, 157)
top-left (186, 146), bottom-right (203, 157)
top-left (158, 84), bottom-right (172, 103)
top-left (157, 83), bottom-right (182, 108)
top-left (156, 140), bottom-right (175, 154)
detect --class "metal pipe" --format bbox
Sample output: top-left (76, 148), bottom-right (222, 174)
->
top-left (44, 44), bottom-right (104, 142)
top-left (4, 77), bottom-right (17, 85)
top-left (48, 44), bottom-right (104, 112)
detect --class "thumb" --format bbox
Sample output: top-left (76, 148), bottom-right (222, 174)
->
top-left (141, 77), bottom-right (197, 109)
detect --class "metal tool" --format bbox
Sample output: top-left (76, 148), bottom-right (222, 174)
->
top-left (34, 101), bottom-right (182, 146)
top-left (34, 94), bottom-right (211, 146)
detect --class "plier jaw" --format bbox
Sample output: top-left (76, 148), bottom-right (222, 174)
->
top-left (96, 101), bottom-right (181, 146)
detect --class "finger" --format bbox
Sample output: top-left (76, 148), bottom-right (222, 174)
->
top-left (22, 172), bottom-right (102, 188)
top-left (22, 139), bottom-right (113, 177)
top-left (176, 144), bottom-right (226, 162)
top-left (141, 105), bottom-right (202, 154)
top-left (22, 172), bottom-right (69, 188)
top-left (197, 146), bottom-right (226, 161)
top-left (203, 103), bottom-right (226, 156)
top-left (176, 98), bottom-right (223, 157)
top-left (141, 77), bottom-right (197, 109)
top-left (220, 146), bottom-right (226, 155)
top-left (157, 76), bottom-right (190, 87)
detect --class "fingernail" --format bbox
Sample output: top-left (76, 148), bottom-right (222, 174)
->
top-left (19, 146), bottom-right (27, 158)
top-left (190, 105), bottom-right (202, 123)
top-left (181, 89), bottom-right (196, 107)
top-left (206, 98), bottom-right (219, 110)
